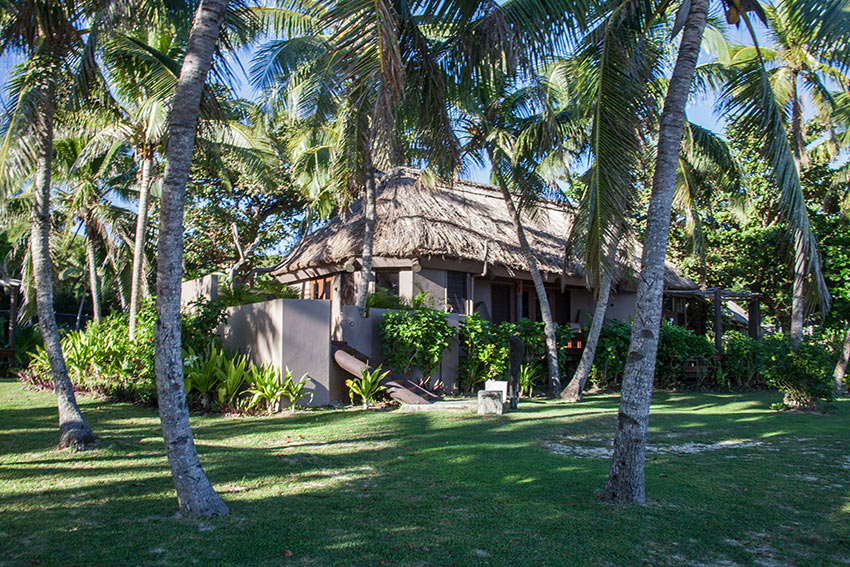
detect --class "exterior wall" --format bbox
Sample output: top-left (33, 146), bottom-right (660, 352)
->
top-left (181, 274), bottom-right (218, 309)
top-left (471, 277), bottom-right (492, 320)
top-left (569, 287), bottom-right (595, 326)
top-left (603, 290), bottom-right (637, 322)
top-left (221, 298), bottom-right (337, 408)
top-left (398, 269), bottom-right (414, 301)
top-left (413, 268), bottom-right (447, 308)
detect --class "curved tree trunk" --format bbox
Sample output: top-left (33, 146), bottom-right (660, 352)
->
top-left (154, 0), bottom-right (230, 517)
top-left (492, 161), bottom-right (560, 395)
top-left (355, 152), bottom-right (377, 318)
top-left (561, 270), bottom-right (612, 402)
top-left (602, 0), bottom-right (708, 505)
top-left (85, 219), bottom-right (102, 323)
top-left (30, 89), bottom-right (96, 449)
top-left (129, 152), bottom-right (154, 340)
top-left (789, 77), bottom-right (806, 352)
top-left (834, 324), bottom-right (850, 396)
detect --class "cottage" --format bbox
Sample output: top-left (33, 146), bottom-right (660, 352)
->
top-left (272, 168), bottom-right (699, 328)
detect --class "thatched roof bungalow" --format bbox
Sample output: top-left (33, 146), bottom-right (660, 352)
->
top-left (273, 168), bottom-right (698, 326)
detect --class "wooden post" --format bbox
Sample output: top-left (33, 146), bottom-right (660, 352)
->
top-left (748, 295), bottom-right (761, 340)
top-left (515, 281), bottom-right (523, 321)
top-left (508, 335), bottom-right (523, 410)
top-left (8, 284), bottom-right (18, 349)
top-left (713, 288), bottom-right (723, 352)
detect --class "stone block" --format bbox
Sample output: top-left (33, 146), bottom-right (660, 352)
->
top-left (484, 380), bottom-right (508, 403)
top-left (478, 390), bottom-right (504, 415)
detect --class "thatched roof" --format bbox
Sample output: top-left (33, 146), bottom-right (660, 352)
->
top-left (275, 169), bottom-right (697, 290)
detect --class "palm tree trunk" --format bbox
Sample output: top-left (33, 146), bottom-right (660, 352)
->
top-left (84, 219), bottom-right (102, 322)
top-left (601, 0), bottom-right (708, 505)
top-left (491, 158), bottom-right (560, 395)
top-left (154, 0), bottom-right (230, 517)
top-left (834, 324), bottom-right (850, 396)
top-left (129, 152), bottom-right (154, 340)
top-left (561, 270), bottom-right (612, 402)
top-left (356, 151), bottom-right (377, 318)
top-left (789, 77), bottom-right (806, 352)
top-left (30, 88), bottom-right (95, 449)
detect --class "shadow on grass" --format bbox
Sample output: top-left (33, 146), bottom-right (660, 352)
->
top-left (1, 378), bottom-right (848, 566)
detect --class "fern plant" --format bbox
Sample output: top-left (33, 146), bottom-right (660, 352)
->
top-left (346, 365), bottom-right (389, 409)
top-left (281, 368), bottom-right (312, 412)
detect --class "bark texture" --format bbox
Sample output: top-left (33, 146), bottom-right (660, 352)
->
top-left (560, 271), bottom-right (612, 402)
top-left (154, 0), bottom-right (230, 517)
top-left (789, 76), bottom-right (807, 352)
top-left (601, 0), bottom-right (708, 505)
top-left (85, 219), bottom-right (102, 322)
top-left (834, 325), bottom-right (850, 396)
top-left (30, 92), bottom-right (95, 449)
top-left (129, 152), bottom-right (154, 340)
top-left (494, 172), bottom-right (560, 395)
top-left (356, 156), bottom-right (377, 318)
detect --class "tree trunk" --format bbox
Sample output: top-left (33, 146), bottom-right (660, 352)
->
top-left (30, 89), bottom-right (95, 449)
top-left (154, 0), bottom-right (230, 517)
top-left (84, 219), bottom-right (102, 323)
top-left (834, 324), bottom-right (850, 396)
top-left (492, 161), bottom-right (560, 395)
top-left (75, 282), bottom-right (87, 331)
top-left (789, 77), bottom-right (806, 352)
top-left (129, 152), bottom-right (154, 340)
top-left (355, 152), bottom-right (377, 318)
top-left (561, 270), bottom-right (612, 402)
top-left (601, 0), bottom-right (708, 505)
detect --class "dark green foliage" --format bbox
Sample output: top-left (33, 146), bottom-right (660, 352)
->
top-left (457, 316), bottom-right (574, 394)
top-left (656, 323), bottom-right (716, 388)
top-left (760, 334), bottom-right (835, 410)
top-left (181, 297), bottom-right (230, 355)
top-left (718, 331), bottom-right (767, 389)
top-left (588, 320), bottom-right (633, 389)
top-left (379, 295), bottom-right (455, 377)
top-left (218, 278), bottom-right (301, 307)
top-left (367, 288), bottom-right (412, 310)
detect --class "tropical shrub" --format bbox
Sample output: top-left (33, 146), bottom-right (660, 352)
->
top-left (719, 331), bottom-right (767, 389)
top-left (588, 320), bottom-right (632, 389)
top-left (367, 288), bottom-right (412, 310)
top-left (761, 335), bottom-right (834, 410)
top-left (379, 294), bottom-right (455, 377)
top-left (457, 315), bottom-right (510, 391)
top-left (519, 362), bottom-right (541, 397)
top-left (656, 323), bottom-right (715, 388)
top-left (246, 363), bottom-right (288, 414)
top-left (281, 368), bottom-right (312, 412)
top-left (346, 365), bottom-right (389, 408)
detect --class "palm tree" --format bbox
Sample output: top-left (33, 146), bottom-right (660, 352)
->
top-left (0, 0), bottom-right (106, 448)
top-left (152, 0), bottom-right (232, 518)
top-left (601, 0), bottom-right (711, 505)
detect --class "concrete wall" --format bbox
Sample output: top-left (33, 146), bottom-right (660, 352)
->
top-left (413, 268), bottom-right (447, 308)
top-left (605, 290), bottom-right (637, 323)
top-left (221, 299), bottom-right (338, 407)
top-left (471, 278), bottom-right (492, 320)
top-left (181, 274), bottom-right (219, 309)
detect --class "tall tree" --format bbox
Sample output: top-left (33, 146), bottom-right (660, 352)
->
top-left (153, 0), bottom-right (231, 517)
top-left (601, 0), bottom-right (710, 504)
top-left (0, 0), bottom-right (104, 448)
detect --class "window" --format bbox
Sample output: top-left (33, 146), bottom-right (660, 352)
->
top-left (491, 284), bottom-right (512, 323)
top-left (374, 269), bottom-right (400, 295)
top-left (446, 271), bottom-right (468, 314)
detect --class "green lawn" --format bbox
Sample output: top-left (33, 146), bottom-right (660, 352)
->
top-left (1, 377), bottom-right (848, 566)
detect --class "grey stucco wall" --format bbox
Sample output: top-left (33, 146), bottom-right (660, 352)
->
top-left (181, 274), bottom-right (219, 309)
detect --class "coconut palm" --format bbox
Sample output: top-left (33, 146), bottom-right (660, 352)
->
top-left (0, 0), bottom-right (113, 448)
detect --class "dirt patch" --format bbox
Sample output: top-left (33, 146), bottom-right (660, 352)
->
top-left (544, 439), bottom-right (762, 459)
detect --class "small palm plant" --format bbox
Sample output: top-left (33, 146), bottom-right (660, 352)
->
top-left (246, 364), bottom-right (288, 415)
top-left (346, 365), bottom-right (389, 409)
top-left (217, 353), bottom-right (250, 408)
top-left (183, 346), bottom-right (227, 409)
top-left (281, 368), bottom-right (312, 412)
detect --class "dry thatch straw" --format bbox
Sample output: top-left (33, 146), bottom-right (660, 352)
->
top-left (276, 168), bottom-right (697, 290)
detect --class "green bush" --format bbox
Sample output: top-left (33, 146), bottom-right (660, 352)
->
top-left (589, 320), bottom-right (632, 389)
top-left (367, 288), bottom-right (412, 310)
top-left (457, 315), bottom-right (510, 391)
top-left (379, 294), bottom-right (455, 377)
top-left (719, 331), bottom-right (767, 389)
top-left (656, 323), bottom-right (715, 388)
top-left (761, 335), bottom-right (834, 410)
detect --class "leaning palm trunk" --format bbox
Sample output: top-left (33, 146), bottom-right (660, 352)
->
top-left (602, 0), bottom-right (708, 505)
top-left (834, 324), bottom-right (850, 396)
top-left (129, 152), bottom-right (154, 340)
top-left (355, 153), bottom-right (377, 318)
top-left (30, 90), bottom-right (96, 449)
top-left (154, 0), bottom-right (230, 517)
top-left (85, 220), bottom-right (102, 322)
top-left (493, 167), bottom-right (560, 395)
top-left (561, 270), bottom-right (612, 402)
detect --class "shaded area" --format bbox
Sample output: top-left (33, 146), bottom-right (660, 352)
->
top-left (0, 377), bottom-right (848, 566)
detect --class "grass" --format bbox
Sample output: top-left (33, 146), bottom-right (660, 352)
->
top-left (0, 377), bottom-right (848, 567)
